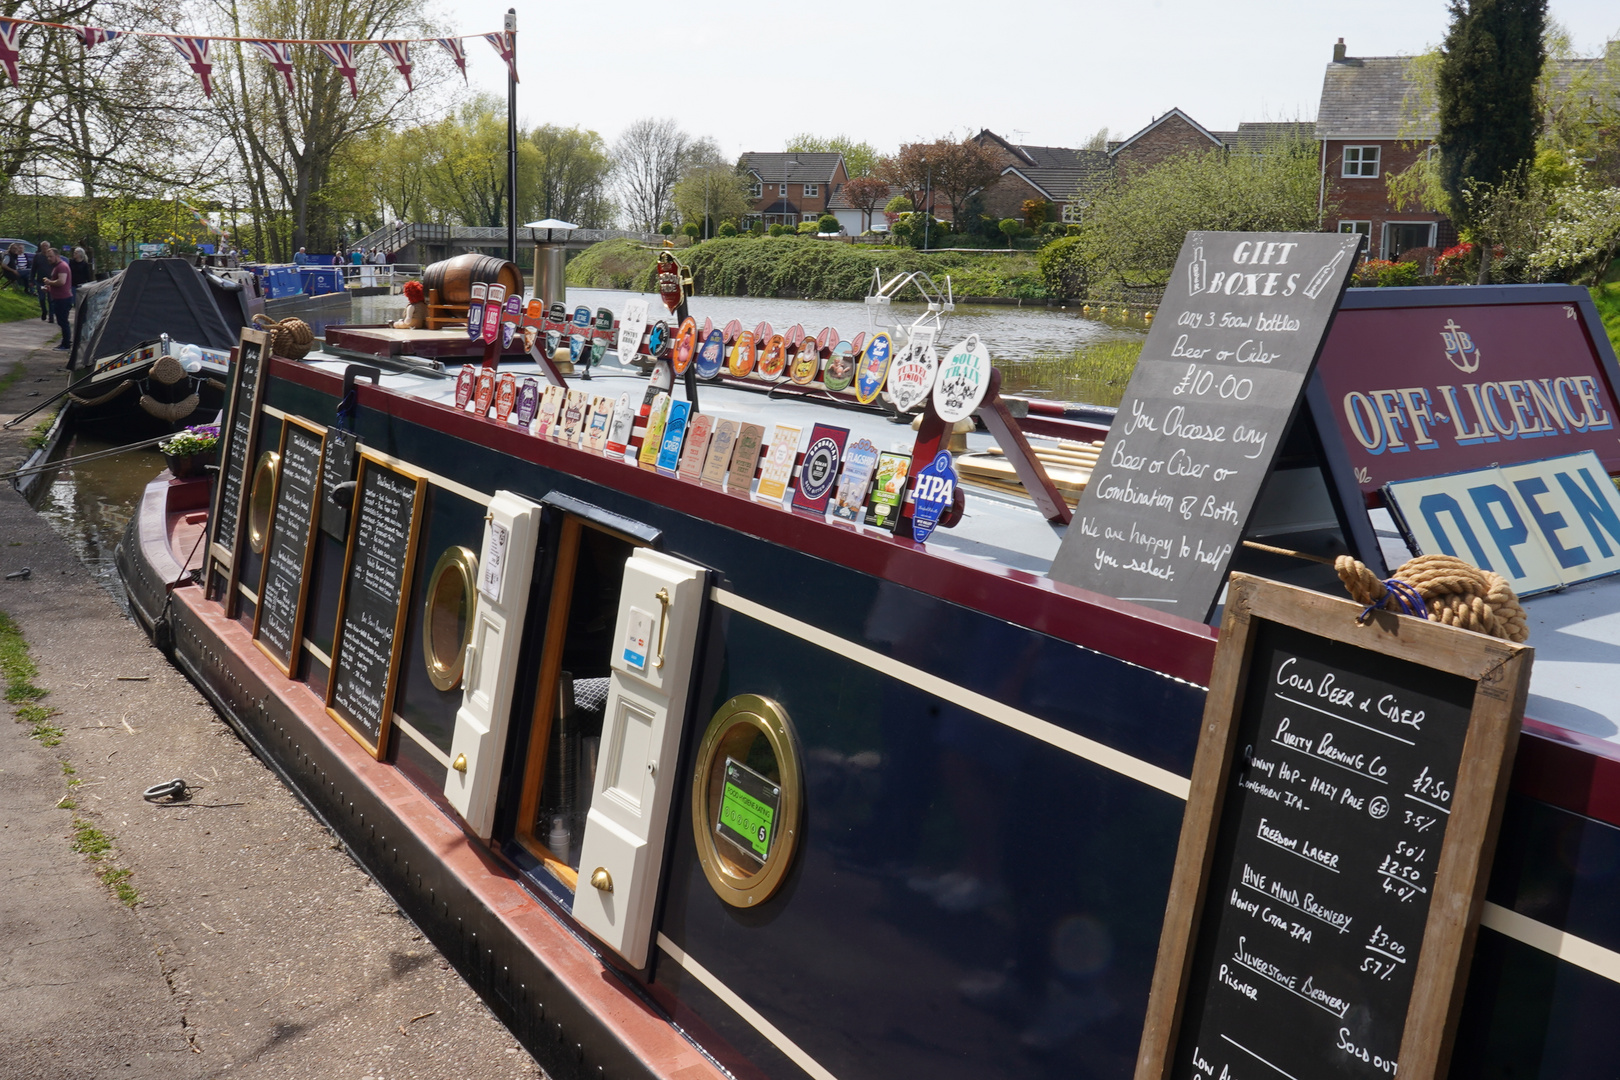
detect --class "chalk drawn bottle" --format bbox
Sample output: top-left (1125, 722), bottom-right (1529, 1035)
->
top-left (1188, 247), bottom-right (1207, 295)
top-left (1303, 247), bottom-right (1348, 299)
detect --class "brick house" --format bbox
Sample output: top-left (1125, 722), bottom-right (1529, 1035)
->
top-left (1317, 38), bottom-right (1620, 262)
top-left (739, 152), bottom-right (848, 230)
top-left (971, 114), bottom-right (1315, 226)
top-left (1316, 41), bottom-right (1453, 261)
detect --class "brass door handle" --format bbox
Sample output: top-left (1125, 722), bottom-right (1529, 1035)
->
top-left (653, 588), bottom-right (670, 669)
top-left (452, 753), bottom-right (467, 773)
top-left (590, 867), bottom-right (613, 892)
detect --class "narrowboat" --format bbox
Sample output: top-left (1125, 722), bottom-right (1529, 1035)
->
top-left (116, 257), bottom-right (1620, 1080)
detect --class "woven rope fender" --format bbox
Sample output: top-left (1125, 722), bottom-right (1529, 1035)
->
top-left (252, 314), bottom-right (315, 360)
top-left (1335, 553), bottom-right (1530, 643)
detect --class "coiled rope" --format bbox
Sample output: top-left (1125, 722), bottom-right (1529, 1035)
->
top-left (1335, 553), bottom-right (1530, 643)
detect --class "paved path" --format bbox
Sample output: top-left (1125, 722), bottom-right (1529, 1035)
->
top-left (0, 321), bottom-right (544, 1078)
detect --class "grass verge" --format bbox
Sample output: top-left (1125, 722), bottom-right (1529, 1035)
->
top-left (24, 407), bottom-right (58, 451)
top-left (1593, 283), bottom-right (1620, 356)
top-left (0, 286), bottom-right (37, 323)
top-left (1003, 339), bottom-right (1145, 408)
top-left (2, 610), bottom-right (138, 906)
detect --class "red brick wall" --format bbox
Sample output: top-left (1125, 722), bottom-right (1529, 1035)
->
top-left (979, 173), bottom-right (1047, 220)
top-left (1322, 140), bottom-right (1453, 257)
top-left (748, 160), bottom-right (849, 222)
top-left (1115, 114), bottom-right (1222, 174)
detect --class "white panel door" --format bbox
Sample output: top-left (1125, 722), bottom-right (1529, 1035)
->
top-left (443, 490), bottom-right (542, 837)
top-left (572, 549), bottom-right (707, 967)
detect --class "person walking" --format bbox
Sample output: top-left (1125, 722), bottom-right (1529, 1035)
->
top-left (69, 246), bottom-right (93, 291)
top-left (41, 248), bottom-right (74, 352)
top-left (32, 242), bottom-right (54, 320)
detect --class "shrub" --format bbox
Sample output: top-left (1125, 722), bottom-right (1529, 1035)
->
top-left (1377, 260), bottom-right (1422, 287)
top-left (768, 224), bottom-right (789, 237)
top-left (682, 222), bottom-right (700, 240)
top-left (717, 221), bottom-right (738, 238)
top-left (999, 218), bottom-right (1023, 244)
top-left (884, 195), bottom-right (914, 219)
top-left (817, 214), bottom-right (840, 234)
top-left (1352, 258), bottom-right (1397, 286)
top-left (658, 221), bottom-right (675, 236)
top-left (796, 220), bottom-right (819, 235)
top-left (1435, 242), bottom-right (1475, 282)
top-left (1037, 236), bottom-right (1089, 299)
top-left (1022, 199), bottom-right (1049, 229)
top-left (1065, 224), bottom-right (1082, 237)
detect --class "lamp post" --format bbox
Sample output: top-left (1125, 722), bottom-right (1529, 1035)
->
top-left (921, 158), bottom-right (933, 251)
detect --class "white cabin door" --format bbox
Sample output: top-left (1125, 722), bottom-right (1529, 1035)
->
top-left (571, 548), bottom-right (707, 967)
top-left (444, 491), bottom-right (542, 837)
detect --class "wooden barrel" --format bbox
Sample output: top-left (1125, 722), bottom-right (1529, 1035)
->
top-left (421, 253), bottom-right (523, 305)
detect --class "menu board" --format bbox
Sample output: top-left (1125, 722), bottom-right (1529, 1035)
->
top-left (252, 419), bottom-right (325, 673)
top-left (208, 327), bottom-right (271, 607)
top-left (1137, 574), bottom-right (1531, 1080)
top-left (325, 455), bottom-right (424, 757)
top-left (1049, 232), bottom-right (1360, 619)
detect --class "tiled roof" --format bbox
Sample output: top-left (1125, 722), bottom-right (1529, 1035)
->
top-left (1212, 121), bottom-right (1318, 151)
top-left (1316, 52), bottom-right (1618, 140)
top-left (826, 181), bottom-right (891, 210)
top-left (1000, 146), bottom-right (1113, 201)
top-left (741, 152), bottom-right (843, 184)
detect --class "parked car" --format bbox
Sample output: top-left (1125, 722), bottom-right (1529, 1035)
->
top-left (0, 238), bottom-right (39, 255)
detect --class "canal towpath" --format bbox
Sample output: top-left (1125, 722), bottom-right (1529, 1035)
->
top-left (0, 320), bottom-right (544, 1079)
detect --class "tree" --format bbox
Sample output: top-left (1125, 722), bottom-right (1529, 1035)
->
top-left (682, 221), bottom-right (700, 240)
top-left (416, 96), bottom-right (541, 228)
top-left (842, 176), bottom-right (889, 233)
top-left (999, 218), bottom-right (1023, 244)
top-left (1022, 199), bottom-right (1048, 228)
top-left (1081, 127), bottom-right (1111, 151)
top-left (529, 125), bottom-right (614, 228)
top-left (1077, 136), bottom-right (1324, 287)
top-left (611, 118), bottom-right (707, 231)
top-left (880, 138), bottom-right (1000, 224)
top-left (1437, 0), bottom-right (1547, 282)
top-left (784, 134), bottom-right (879, 178)
top-left (883, 195), bottom-right (913, 228)
top-left (671, 162), bottom-right (753, 238)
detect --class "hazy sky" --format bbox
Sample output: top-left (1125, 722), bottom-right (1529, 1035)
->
top-left (449, 0), bottom-right (1619, 157)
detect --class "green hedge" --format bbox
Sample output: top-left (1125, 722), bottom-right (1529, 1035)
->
top-left (566, 237), bottom-right (1051, 301)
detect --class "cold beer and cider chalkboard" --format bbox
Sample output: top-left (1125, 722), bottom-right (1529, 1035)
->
top-left (1136, 575), bottom-right (1532, 1080)
top-left (1050, 232), bottom-right (1361, 619)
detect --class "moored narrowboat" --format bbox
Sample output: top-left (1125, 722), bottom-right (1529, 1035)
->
top-left (118, 251), bottom-right (1620, 1080)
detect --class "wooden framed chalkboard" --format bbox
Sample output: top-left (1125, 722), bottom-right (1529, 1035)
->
top-left (324, 452), bottom-right (426, 758)
top-left (1136, 573), bottom-right (1532, 1080)
top-left (208, 326), bottom-right (272, 616)
top-left (251, 416), bottom-right (327, 675)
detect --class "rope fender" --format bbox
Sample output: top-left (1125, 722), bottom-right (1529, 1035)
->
top-left (1335, 553), bottom-right (1530, 643)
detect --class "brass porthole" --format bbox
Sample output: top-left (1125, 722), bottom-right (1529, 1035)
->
top-left (247, 450), bottom-right (280, 554)
top-left (692, 694), bottom-right (802, 908)
top-left (422, 546), bottom-right (478, 691)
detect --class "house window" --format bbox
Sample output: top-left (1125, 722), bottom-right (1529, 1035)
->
top-left (1061, 202), bottom-right (1083, 224)
top-left (748, 181), bottom-right (762, 198)
top-left (1382, 222), bottom-right (1437, 261)
top-left (1342, 146), bottom-right (1381, 178)
top-left (1338, 221), bottom-right (1371, 235)
top-left (803, 183), bottom-right (818, 197)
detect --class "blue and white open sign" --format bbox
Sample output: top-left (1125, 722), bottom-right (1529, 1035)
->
top-left (1383, 450), bottom-right (1620, 596)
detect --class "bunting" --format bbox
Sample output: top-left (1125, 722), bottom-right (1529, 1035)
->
top-left (167, 35), bottom-right (213, 97)
top-left (245, 39), bottom-right (295, 92)
top-left (315, 40), bottom-right (359, 98)
top-left (436, 36), bottom-right (466, 81)
top-left (0, 20), bottom-right (23, 85)
top-left (482, 31), bottom-right (516, 83)
top-left (73, 26), bottom-right (122, 50)
top-left (376, 40), bottom-right (411, 92)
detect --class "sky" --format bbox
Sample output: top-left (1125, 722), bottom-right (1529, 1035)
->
top-left (447, 0), bottom-right (1620, 157)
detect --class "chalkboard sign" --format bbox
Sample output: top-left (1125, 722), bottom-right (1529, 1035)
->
top-left (325, 454), bottom-right (425, 758)
top-left (208, 327), bottom-right (272, 614)
top-left (1049, 232), bottom-right (1361, 619)
top-left (320, 427), bottom-right (359, 541)
top-left (1136, 574), bottom-right (1532, 1080)
top-left (252, 417), bottom-right (326, 674)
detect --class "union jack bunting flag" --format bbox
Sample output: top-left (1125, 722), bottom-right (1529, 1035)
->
top-left (482, 31), bottom-right (517, 83)
top-left (167, 35), bottom-right (214, 98)
top-left (245, 39), bottom-right (295, 93)
top-left (377, 40), bottom-right (412, 92)
top-left (435, 36), bottom-right (466, 81)
top-left (73, 26), bottom-right (122, 50)
top-left (0, 20), bottom-right (23, 85)
top-left (316, 40), bottom-right (360, 98)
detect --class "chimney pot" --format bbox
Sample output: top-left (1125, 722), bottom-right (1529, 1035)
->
top-left (1334, 38), bottom-right (1347, 62)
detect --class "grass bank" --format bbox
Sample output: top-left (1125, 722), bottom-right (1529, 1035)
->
top-left (1594, 283), bottom-right (1620, 354)
top-left (0, 287), bottom-right (37, 322)
top-left (568, 237), bottom-right (1049, 301)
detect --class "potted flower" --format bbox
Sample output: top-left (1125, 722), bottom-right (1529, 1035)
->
top-left (159, 424), bottom-right (220, 479)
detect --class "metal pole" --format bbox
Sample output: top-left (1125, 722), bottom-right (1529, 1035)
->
top-left (505, 8), bottom-right (518, 265)
top-left (924, 164), bottom-right (932, 251)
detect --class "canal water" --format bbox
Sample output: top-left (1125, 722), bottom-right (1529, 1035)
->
top-left (28, 290), bottom-right (1140, 612)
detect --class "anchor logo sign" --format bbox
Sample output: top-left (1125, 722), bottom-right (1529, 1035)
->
top-left (1440, 319), bottom-right (1481, 373)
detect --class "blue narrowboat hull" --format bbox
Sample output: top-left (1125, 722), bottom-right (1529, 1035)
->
top-left (119, 354), bottom-right (1620, 1080)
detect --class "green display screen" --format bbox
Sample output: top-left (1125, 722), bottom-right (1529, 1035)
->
top-left (716, 758), bottom-right (779, 863)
